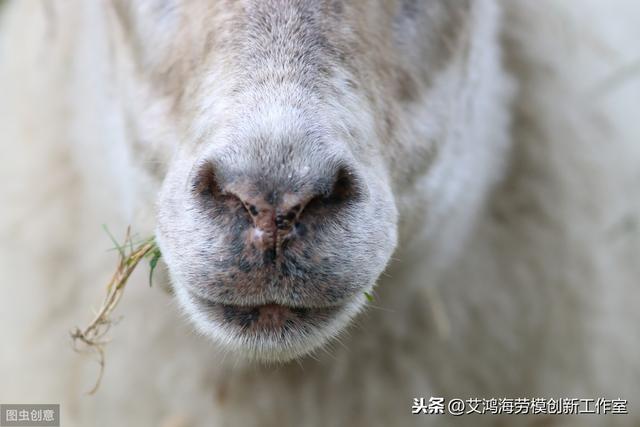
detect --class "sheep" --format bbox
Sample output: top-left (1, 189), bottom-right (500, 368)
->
top-left (0, 1), bottom-right (638, 426)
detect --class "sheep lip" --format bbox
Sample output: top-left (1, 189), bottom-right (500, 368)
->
top-left (191, 294), bottom-right (343, 317)
top-left (188, 292), bottom-right (345, 333)
top-left (186, 289), bottom-right (345, 312)
top-left (180, 289), bottom-right (364, 361)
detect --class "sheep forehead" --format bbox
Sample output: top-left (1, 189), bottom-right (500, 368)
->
top-left (118, 0), bottom-right (474, 104)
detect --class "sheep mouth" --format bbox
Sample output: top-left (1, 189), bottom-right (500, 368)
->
top-left (192, 295), bottom-right (342, 332)
top-left (183, 290), bottom-right (362, 361)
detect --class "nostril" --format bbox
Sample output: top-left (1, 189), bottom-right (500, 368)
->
top-left (326, 166), bottom-right (359, 204)
top-left (301, 165), bottom-right (361, 220)
top-left (192, 162), bottom-right (255, 222)
top-left (192, 162), bottom-right (224, 198)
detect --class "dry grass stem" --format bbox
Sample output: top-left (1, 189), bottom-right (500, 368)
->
top-left (70, 226), bottom-right (161, 394)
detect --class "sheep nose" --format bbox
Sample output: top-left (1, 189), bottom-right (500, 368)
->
top-left (191, 162), bottom-right (361, 259)
top-left (228, 191), bottom-right (306, 254)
